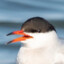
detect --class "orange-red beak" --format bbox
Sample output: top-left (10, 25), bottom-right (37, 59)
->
top-left (7, 30), bottom-right (33, 44)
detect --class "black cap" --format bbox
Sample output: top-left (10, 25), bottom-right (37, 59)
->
top-left (21, 17), bottom-right (56, 33)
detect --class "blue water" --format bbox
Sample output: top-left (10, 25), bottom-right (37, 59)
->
top-left (0, 21), bottom-right (64, 64)
top-left (0, 0), bottom-right (64, 21)
top-left (0, 23), bottom-right (21, 64)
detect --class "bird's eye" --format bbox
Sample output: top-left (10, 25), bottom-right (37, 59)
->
top-left (31, 30), bottom-right (37, 33)
top-left (30, 29), bottom-right (41, 33)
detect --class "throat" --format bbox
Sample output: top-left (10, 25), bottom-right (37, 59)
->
top-left (20, 42), bottom-right (58, 56)
top-left (22, 40), bottom-right (58, 50)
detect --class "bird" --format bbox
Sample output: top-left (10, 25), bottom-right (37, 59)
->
top-left (7, 17), bottom-right (64, 64)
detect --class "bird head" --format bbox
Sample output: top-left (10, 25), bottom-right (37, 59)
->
top-left (7, 17), bottom-right (57, 48)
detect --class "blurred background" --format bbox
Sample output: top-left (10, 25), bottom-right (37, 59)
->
top-left (0, 0), bottom-right (64, 64)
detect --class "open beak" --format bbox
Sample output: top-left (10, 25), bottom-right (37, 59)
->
top-left (7, 30), bottom-right (33, 44)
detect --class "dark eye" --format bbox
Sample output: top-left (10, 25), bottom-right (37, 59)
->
top-left (31, 29), bottom-right (41, 33)
top-left (30, 30), bottom-right (37, 33)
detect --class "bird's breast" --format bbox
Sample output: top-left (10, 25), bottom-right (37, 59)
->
top-left (17, 47), bottom-right (55, 64)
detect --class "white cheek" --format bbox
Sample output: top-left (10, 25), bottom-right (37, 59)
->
top-left (21, 33), bottom-right (46, 48)
top-left (21, 31), bottom-right (58, 48)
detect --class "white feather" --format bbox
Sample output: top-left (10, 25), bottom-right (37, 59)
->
top-left (17, 31), bottom-right (64, 64)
